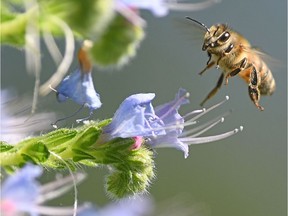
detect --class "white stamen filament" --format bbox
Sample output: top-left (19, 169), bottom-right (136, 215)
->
top-left (182, 111), bottom-right (231, 137)
top-left (45, 151), bottom-right (80, 216)
top-left (24, 0), bottom-right (41, 114)
top-left (120, 102), bottom-right (227, 137)
top-left (183, 108), bottom-right (205, 119)
top-left (38, 173), bottom-right (86, 204)
top-left (180, 126), bottom-right (243, 145)
top-left (142, 98), bottom-right (230, 135)
top-left (34, 206), bottom-right (80, 216)
top-left (186, 96), bottom-right (229, 123)
top-left (166, 0), bottom-right (221, 11)
top-left (183, 117), bottom-right (225, 138)
top-left (43, 31), bottom-right (63, 65)
top-left (39, 16), bottom-right (74, 96)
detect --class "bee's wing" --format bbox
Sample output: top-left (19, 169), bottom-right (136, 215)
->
top-left (248, 47), bottom-right (283, 69)
top-left (172, 17), bottom-right (206, 42)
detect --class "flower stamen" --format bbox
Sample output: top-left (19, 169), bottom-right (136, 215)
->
top-left (180, 126), bottom-right (243, 145)
top-left (186, 96), bottom-right (229, 123)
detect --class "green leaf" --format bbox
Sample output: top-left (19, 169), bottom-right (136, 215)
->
top-left (42, 128), bottom-right (78, 149)
top-left (74, 126), bottom-right (100, 149)
top-left (22, 141), bottom-right (50, 163)
top-left (72, 149), bottom-right (95, 162)
top-left (0, 142), bottom-right (14, 152)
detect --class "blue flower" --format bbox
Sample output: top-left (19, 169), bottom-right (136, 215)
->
top-left (0, 164), bottom-right (86, 216)
top-left (78, 196), bottom-right (153, 216)
top-left (1, 164), bottom-right (42, 215)
top-left (102, 93), bottom-right (165, 140)
top-left (147, 88), bottom-right (190, 156)
top-left (57, 68), bottom-right (102, 113)
top-left (101, 89), bottom-right (242, 158)
top-left (116, 0), bottom-right (169, 17)
top-left (115, 0), bottom-right (220, 22)
top-left (147, 89), bottom-right (243, 158)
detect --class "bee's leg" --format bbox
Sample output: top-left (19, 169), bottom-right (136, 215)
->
top-left (216, 57), bottom-right (222, 69)
top-left (200, 73), bottom-right (224, 106)
top-left (216, 44), bottom-right (234, 69)
top-left (199, 52), bottom-right (215, 75)
top-left (206, 52), bottom-right (212, 65)
top-left (248, 66), bottom-right (264, 111)
top-left (225, 57), bottom-right (248, 85)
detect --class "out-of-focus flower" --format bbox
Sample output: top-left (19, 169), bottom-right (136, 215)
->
top-left (56, 44), bottom-right (102, 116)
top-left (115, 0), bottom-right (220, 25)
top-left (0, 89), bottom-right (56, 144)
top-left (101, 89), bottom-right (242, 158)
top-left (1, 164), bottom-right (42, 216)
top-left (78, 196), bottom-right (153, 216)
top-left (0, 164), bottom-right (86, 216)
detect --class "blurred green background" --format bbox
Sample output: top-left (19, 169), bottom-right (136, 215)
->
top-left (1, 0), bottom-right (287, 215)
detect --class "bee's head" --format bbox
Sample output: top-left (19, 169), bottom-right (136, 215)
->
top-left (202, 24), bottom-right (230, 51)
top-left (185, 17), bottom-right (231, 52)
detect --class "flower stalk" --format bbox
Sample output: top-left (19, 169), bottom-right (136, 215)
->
top-left (0, 120), bottom-right (155, 198)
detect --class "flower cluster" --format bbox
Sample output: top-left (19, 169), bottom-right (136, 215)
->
top-left (101, 88), bottom-right (242, 158)
top-left (0, 87), bottom-right (242, 199)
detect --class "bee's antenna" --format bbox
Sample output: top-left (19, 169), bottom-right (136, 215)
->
top-left (185, 17), bottom-right (210, 33)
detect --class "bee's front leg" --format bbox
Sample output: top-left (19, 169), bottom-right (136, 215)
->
top-left (216, 44), bottom-right (234, 69)
top-left (200, 73), bottom-right (224, 106)
top-left (248, 66), bottom-right (264, 111)
top-left (199, 52), bottom-right (215, 75)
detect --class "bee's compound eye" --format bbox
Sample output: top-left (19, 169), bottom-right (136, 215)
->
top-left (219, 32), bottom-right (230, 42)
top-left (210, 42), bottom-right (215, 47)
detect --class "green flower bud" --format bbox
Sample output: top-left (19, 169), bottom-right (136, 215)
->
top-left (40, 0), bottom-right (115, 39)
top-left (90, 14), bottom-right (145, 67)
top-left (105, 145), bottom-right (155, 198)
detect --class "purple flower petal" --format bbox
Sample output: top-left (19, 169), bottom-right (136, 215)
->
top-left (155, 88), bottom-right (189, 134)
top-left (79, 196), bottom-right (153, 216)
top-left (148, 88), bottom-right (190, 157)
top-left (102, 93), bottom-right (165, 140)
top-left (57, 69), bottom-right (102, 112)
top-left (118, 0), bottom-right (168, 17)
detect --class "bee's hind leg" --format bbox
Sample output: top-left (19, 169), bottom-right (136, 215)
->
top-left (248, 66), bottom-right (264, 111)
top-left (200, 73), bottom-right (224, 107)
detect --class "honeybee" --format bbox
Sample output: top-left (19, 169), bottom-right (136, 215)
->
top-left (186, 17), bottom-right (276, 111)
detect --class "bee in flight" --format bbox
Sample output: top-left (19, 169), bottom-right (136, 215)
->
top-left (186, 17), bottom-right (276, 111)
